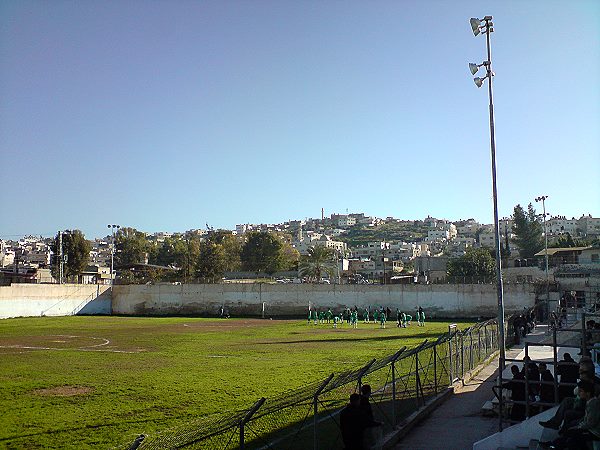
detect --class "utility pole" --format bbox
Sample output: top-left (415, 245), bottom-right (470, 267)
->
top-left (58, 231), bottom-right (63, 284)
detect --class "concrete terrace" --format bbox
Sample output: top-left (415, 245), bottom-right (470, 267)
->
top-left (393, 325), bottom-right (574, 450)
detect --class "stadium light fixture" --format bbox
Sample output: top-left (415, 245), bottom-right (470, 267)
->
top-left (468, 15), bottom-right (506, 432)
top-left (470, 18), bottom-right (482, 36)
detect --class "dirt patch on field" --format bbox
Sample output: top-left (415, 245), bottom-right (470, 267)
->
top-left (32, 385), bottom-right (93, 397)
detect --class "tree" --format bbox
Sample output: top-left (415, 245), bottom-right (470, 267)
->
top-left (50, 230), bottom-right (91, 281)
top-left (240, 232), bottom-right (287, 275)
top-left (206, 231), bottom-right (242, 272)
top-left (512, 203), bottom-right (544, 259)
top-left (151, 234), bottom-right (202, 281)
top-left (447, 247), bottom-right (496, 279)
top-left (298, 245), bottom-right (336, 281)
top-left (195, 241), bottom-right (227, 282)
top-left (114, 227), bottom-right (151, 267)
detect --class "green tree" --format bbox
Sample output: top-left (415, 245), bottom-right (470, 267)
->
top-left (114, 227), bottom-right (151, 267)
top-left (240, 232), bottom-right (287, 275)
top-left (298, 245), bottom-right (336, 281)
top-left (512, 204), bottom-right (544, 259)
top-left (195, 241), bottom-right (227, 282)
top-left (50, 230), bottom-right (92, 281)
top-left (151, 235), bottom-right (202, 281)
top-left (447, 247), bottom-right (496, 279)
top-left (206, 231), bottom-right (242, 272)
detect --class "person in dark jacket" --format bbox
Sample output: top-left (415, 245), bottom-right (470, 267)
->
top-left (539, 362), bottom-right (556, 408)
top-left (504, 365), bottom-right (527, 421)
top-left (556, 353), bottom-right (579, 401)
top-left (340, 394), bottom-right (380, 450)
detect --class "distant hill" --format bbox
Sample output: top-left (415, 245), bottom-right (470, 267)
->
top-left (337, 222), bottom-right (429, 247)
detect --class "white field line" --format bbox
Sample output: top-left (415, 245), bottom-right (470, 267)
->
top-left (0, 335), bottom-right (142, 354)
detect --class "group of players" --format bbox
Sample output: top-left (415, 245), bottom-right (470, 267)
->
top-left (307, 306), bottom-right (426, 329)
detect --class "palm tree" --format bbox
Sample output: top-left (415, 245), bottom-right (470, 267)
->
top-left (298, 245), bottom-right (336, 282)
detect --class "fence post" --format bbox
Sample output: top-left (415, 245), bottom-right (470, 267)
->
top-left (313, 374), bottom-right (334, 450)
top-left (448, 325), bottom-right (457, 384)
top-left (460, 332), bottom-right (465, 380)
top-left (127, 434), bottom-right (145, 450)
top-left (483, 325), bottom-right (488, 356)
top-left (477, 328), bottom-right (482, 363)
top-left (469, 332), bottom-right (474, 370)
top-left (415, 351), bottom-right (421, 407)
top-left (356, 359), bottom-right (377, 392)
top-left (240, 397), bottom-right (266, 450)
top-left (433, 342), bottom-right (438, 395)
top-left (390, 348), bottom-right (406, 427)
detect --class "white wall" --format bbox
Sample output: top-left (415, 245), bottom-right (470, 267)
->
top-left (0, 284), bottom-right (111, 319)
top-left (112, 283), bottom-right (535, 318)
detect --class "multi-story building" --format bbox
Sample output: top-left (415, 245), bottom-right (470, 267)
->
top-left (578, 215), bottom-right (600, 237)
top-left (547, 216), bottom-right (579, 236)
top-left (478, 232), bottom-right (496, 248)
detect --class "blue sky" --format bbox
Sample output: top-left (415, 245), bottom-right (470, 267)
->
top-left (1, 0), bottom-right (598, 239)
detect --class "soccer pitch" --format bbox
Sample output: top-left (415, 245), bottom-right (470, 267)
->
top-left (0, 316), bottom-right (472, 448)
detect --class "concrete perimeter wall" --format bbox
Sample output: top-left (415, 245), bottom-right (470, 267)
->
top-left (0, 284), bottom-right (111, 319)
top-left (112, 283), bottom-right (535, 318)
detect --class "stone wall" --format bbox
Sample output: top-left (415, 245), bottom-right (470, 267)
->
top-left (0, 284), bottom-right (111, 319)
top-left (112, 283), bottom-right (535, 319)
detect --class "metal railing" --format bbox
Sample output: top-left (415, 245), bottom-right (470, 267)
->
top-left (118, 320), bottom-right (500, 449)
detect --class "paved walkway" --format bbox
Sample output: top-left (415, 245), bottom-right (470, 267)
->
top-left (393, 326), bottom-right (553, 450)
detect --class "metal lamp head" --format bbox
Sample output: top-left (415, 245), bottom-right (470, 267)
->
top-left (474, 77), bottom-right (485, 88)
top-left (469, 63), bottom-right (479, 75)
top-left (470, 18), bottom-right (482, 36)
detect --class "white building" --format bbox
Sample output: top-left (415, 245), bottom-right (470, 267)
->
top-left (578, 215), bottom-right (600, 237)
top-left (548, 216), bottom-right (579, 236)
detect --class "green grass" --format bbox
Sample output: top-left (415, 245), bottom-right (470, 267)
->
top-left (0, 316), bottom-right (472, 449)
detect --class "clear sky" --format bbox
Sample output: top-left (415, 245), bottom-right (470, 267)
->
top-left (1, 0), bottom-right (599, 240)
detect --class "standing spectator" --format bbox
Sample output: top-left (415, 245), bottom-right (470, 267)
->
top-left (503, 365), bottom-right (526, 421)
top-left (539, 363), bottom-right (556, 408)
top-left (557, 353), bottom-right (579, 401)
top-left (340, 393), bottom-right (380, 450)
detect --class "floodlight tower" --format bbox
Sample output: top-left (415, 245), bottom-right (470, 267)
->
top-left (108, 224), bottom-right (120, 285)
top-left (468, 16), bottom-right (506, 431)
top-left (535, 195), bottom-right (550, 320)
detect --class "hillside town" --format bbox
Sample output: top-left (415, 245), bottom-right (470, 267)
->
top-left (1, 210), bottom-right (599, 287)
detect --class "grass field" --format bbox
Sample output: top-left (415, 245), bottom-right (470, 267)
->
top-left (0, 316), bottom-right (473, 449)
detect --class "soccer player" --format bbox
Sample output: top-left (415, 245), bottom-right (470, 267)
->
top-left (373, 309), bottom-right (379, 324)
top-left (363, 308), bottom-right (370, 324)
top-left (351, 309), bottom-right (358, 329)
top-left (325, 308), bottom-right (333, 324)
top-left (419, 306), bottom-right (426, 327)
top-left (379, 310), bottom-right (386, 329)
top-left (405, 313), bottom-right (412, 326)
top-left (318, 310), bottom-right (324, 325)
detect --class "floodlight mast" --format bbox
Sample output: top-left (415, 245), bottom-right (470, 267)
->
top-left (469, 16), bottom-right (506, 432)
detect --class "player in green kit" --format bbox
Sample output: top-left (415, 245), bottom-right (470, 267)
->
top-left (373, 309), bottom-right (379, 324)
top-left (325, 308), bottom-right (333, 324)
top-left (351, 310), bottom-right (358, 328)
top-left (318, 310), bottom-right (324, 324)
top-left (363, 308), bottom-right (370, 323)
top-left (379, 310), bottom-right (386, 328)
top-left (307, 309), bottom-right (312, 325)
top-left (405, 313), bottom-right (412, 325)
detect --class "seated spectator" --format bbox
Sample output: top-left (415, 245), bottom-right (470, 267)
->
top-left (523, 357), bottom-right (540, 399)
top-left (539, 362), bottom-right (556, 408)
top-left (540, 380), bottom-right (599, 449)
top-left (540, 380), bottom-right (591, 431)
top-left (340, 393), bottom-right (380, 450)
top-left (504, 365), bottom-right (526, 421)
top-left (556, 353), bottom-right (579, 401)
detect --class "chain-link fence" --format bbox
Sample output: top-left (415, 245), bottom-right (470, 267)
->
top-left (119, 320), bottom-right (500, 450)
